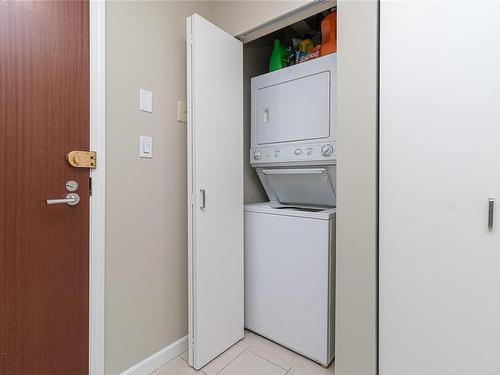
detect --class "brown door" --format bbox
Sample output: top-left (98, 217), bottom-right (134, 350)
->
top-left (0, 1), bottom-right (90, 374)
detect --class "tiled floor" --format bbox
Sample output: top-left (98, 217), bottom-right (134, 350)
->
top-left (152, 330), bottom-right (335, 375)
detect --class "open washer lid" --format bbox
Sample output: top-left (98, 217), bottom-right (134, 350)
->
top-left (258, 167), bottom-right (336, 207)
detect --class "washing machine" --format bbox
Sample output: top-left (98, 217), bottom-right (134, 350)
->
top-left (244, 203), bottom-right (335, 366)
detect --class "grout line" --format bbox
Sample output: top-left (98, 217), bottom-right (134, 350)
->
top-left (245, 333), bottom-right (330, 373)
top-left (149, 354), bottom-right (181, 375)
top-left (213, 347), bottom-right (247, 375)
top-left (245, 349), bottom-right (292, 372)
top-left (243, 332), bottom-right (295, 372)
top-left (174, 351), bottom-right (207, 374)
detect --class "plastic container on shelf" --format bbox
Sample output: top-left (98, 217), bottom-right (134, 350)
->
top-left (299, 34), bottom-right (314, 53)
top-left (320, 11), bottom-right (337, 56)
top-left (269, 39), bottom-right (289, 72)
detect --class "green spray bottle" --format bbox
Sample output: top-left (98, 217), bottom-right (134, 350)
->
top-left (269, 39), bottom-right (288, 72)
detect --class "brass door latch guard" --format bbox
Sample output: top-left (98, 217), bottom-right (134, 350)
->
top-left (66, 151), bottom-right (97, 169)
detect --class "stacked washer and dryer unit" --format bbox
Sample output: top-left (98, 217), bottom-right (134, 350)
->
top-left (244, 53), bottom-right (337, 366)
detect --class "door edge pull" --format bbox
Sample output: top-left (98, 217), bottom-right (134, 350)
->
top-left (200, 189), bottom-right (206, 209)
top-left (488, 198), bottom-right (495, 229)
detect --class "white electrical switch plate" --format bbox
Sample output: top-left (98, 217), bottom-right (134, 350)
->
top-left (177, 101), bottom-right (187, 123)
top-left (140, 89), bottom-right (153, 113)
top-left (140, 136), bottom-right (153, 158)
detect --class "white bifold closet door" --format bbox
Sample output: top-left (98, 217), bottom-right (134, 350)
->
top-left (380, 1), bottom-right (500, 374)
top-left (187, 14), bottom-right (244, 370)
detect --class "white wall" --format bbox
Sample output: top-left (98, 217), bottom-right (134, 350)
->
top-left (335, 1), bottom-right (378, 374)
top-left (211, 0), bottom-right (310, 36)
top-left (105, 2), bottom-right (213, 373)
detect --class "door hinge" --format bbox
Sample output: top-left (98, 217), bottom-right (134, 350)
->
top-left (66, 150), bottom-right (97, 169)
top-left (89, 176), bottom-right (93, 196)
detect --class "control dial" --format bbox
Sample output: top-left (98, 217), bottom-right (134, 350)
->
top-left (253, 150), bottom-right (262, 160)
top-left (321, 144), bottom-right (334, 157)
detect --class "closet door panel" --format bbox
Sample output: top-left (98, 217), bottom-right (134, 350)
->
top-left (187, 14), bottom-right (244, 370)
top-left (380, 2), bottom-right (500, 374)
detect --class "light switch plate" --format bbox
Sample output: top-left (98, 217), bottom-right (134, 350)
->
top-left (177, 101), bottom-right (187, 123)
top-left (140, 136), bottom-right (153, 158)
top-left (140, 89), bottom-right (153, 113)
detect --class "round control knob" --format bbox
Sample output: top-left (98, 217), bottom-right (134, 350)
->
top-left (306, 147), bottom-right (313, 156)
top-left (294, 148), bottom-right (303, 155)
top-left (321, 144), bottom-right (334, 157)
top-left (253, 150), bottom-right (262, 160)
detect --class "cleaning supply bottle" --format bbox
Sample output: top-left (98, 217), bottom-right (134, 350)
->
top-left (320, 11), bottom-right (337, 56)
top-left (299, 34), bottom-right (314, 53)
top-left (269, 39), bottom-right (288, 72)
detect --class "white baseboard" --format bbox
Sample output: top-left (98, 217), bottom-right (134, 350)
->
top-left (120, 335), bottom-right (188, 375)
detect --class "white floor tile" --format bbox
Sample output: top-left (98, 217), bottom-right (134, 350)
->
top-left (163, 331), bottom-right (335, 375)
top-left (218, 350), bottom-right (287, 375)
top-left (152, 357), bottom-right (204, 375)
top-left (244, 330), bottom-right (335, 375)
top-left (237, 330), bottom-right (262, 350)
top-left (244, 332), bottom-right (300, 371)
top-left (200, 344), bottom-right (245, 375)
top-left (288, 358), bottom-right (334, 375)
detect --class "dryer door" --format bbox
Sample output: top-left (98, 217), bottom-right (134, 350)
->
top-left (251, 54), bottom-right (336, 148)
top-left (256, 71), bottom-right (331, 144)
top-left (258, 167), bottom-right (336, 207)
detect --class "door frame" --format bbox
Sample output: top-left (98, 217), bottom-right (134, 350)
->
top-left (89, 1), bottom-right (106, 374)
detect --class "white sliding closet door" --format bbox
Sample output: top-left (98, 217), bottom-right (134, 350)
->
top-left (187, 14), bottom-right (244, 370)
top-left (380, 1), bottom-right (500, 374)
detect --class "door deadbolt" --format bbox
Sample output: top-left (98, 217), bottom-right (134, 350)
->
top-left (66, 151), bottom-right (96, 169)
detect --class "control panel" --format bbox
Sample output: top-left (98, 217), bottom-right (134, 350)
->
top-left (250, 142), bottom-right (336, 164)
